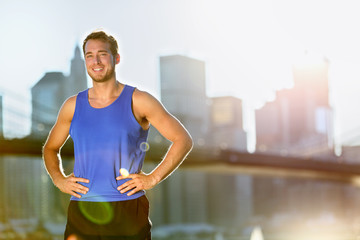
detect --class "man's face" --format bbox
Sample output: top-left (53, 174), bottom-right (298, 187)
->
top-left (84, 39), bottom-right (119, 83)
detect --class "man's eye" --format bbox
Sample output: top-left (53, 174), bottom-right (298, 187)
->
top-left (86, 55), bottom-right (93, 58)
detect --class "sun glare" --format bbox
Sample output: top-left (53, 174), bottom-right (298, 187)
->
top-left (250, 226), bottom-right (264, 240)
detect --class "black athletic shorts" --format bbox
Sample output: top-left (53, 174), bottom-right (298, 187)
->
top-left (64, 195), bottom-right (152, 240)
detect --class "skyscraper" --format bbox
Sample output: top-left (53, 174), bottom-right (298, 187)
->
top-left (210, 96), bottom-right (247, 151)
top-left (31, 45), bottom-right (87, 138)
top-left (67, 46), bottom-right (87, 97)
top-left (158, 55), bottom-right (208, 146)
top-left (151, 55), bottom-right (209, 226)
top-left (256, 52), bottom-right (334, 159)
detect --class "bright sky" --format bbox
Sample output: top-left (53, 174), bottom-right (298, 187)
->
top-left (1, 0), bottom-right (360, 148)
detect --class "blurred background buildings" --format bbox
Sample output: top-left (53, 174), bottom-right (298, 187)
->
top-left (256, 54), bottom-right (334, 160)
top-left (25, 45), bottom-right (350, 160)
top-left (150, 54), bottom-right (247, 152)
top-left (30, 46), bottom-right (87, 139)
top-left (1, 43), bottom-right (360, 240)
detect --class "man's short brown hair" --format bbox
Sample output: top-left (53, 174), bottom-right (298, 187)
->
top-left (83, 30), bottom-right (118, 57)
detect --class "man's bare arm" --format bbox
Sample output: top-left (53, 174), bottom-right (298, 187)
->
top-left (42, 96), bottom-right (89, 198)
top-left (117, 90), bottom-right (193, 195)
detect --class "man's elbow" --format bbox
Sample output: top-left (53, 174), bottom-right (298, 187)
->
top-left (42, 143), bottom-right (60, 158)
top-left (42, 144), bottom-right (51, 158)
top-left (184, 133), bottom-right (194, 152)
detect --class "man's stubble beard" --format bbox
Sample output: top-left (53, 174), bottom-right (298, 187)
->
top-left (88, 65), bottom-right (116, 83)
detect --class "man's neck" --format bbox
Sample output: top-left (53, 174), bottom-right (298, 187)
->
top-left (90, 79), bottom-right (124, 100)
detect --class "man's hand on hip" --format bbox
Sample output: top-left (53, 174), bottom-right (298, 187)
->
top-left (54, 173), bottom-right (89, 199)
top-left (116, 171), bottom-right (157, 196)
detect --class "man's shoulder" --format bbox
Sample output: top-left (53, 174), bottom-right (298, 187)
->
top-left (60, 95), bottom-right (77, 117)
top-left (132, 88), bottom-right (163, 110)
top-left (132, 88), bottom-right (157, 102)
top-left (132, 87), bottom-right (165, 118)
top-left (64, 95), bottom-right (77, 106)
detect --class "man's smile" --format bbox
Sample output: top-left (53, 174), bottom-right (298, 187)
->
top-left (93, 67), bottom-right (104, 72)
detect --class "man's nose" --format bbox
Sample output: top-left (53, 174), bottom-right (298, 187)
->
top-left (95, 55), bottom-right (101, 64)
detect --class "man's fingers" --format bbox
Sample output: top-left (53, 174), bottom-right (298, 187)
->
top-left (67, 173), bottom-right (89, 183)
top-left (126, 187), bottom-right (140, 196)
top-left (74, 186), bottom-right (88, 194)
top-left (118, 184), bottom-right (133, 193)
top-left (116, 174), bottom-right (150, 196)
top-left (116, 173), bottom-right (134, 181)
top-left (72, 182), bottom-right (89, 193)
top-left (117, 179), bottom-right (133, 189)
top-left (62, 186), bottom-right (82, 198)
top-left (67, 185), bottom-right (87, 196)
top-left (118, 181), bottom-right (136, 193)
top-left (70, 191), bottom-right (82, 199)
top-left (73, 177), bottom-right (90, 183)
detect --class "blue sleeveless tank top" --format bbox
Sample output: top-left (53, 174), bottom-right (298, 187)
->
top-left (69, 85), bottom-right (149, 202)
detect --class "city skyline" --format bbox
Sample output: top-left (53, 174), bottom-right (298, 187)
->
top-left (11, 50), bottom-right (336, 158)
top-left (1, 0), bottom-right (360, 148)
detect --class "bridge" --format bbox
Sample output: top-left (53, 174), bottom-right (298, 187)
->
top-left (1, 86), bottom-right (360, 187)
top-left (1, 136), bottom-right (360, 186)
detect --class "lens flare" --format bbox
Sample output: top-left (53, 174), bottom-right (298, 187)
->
top-left (250, 226), bottom-right (264, 240)
top-left (120, 168), bottom-right (130, 178)
top-left (139, 142), bottom-right (150, 152)
top-left (78, 201), bottom-right (114, 225)
top-left (67, 234), bottom-right (80, 240)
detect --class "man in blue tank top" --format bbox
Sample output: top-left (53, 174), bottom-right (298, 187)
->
top-left (43, 30), bottom-right (193, 240)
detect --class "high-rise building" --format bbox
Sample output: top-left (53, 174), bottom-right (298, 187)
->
top-left (210, 96), bottom-right (247, 151)
top-left (256, 53), bottom-right (334, 159)
top-left (147, 55), bottom-right (210, 226)
top-left (67, 46), bottom-right (88, 97)
top-left (31, 45), bottom-right (87, 138)
top-left (155, 55), bottom-right (209, 146)
top-left (146, 55), bottom-right (252, 232)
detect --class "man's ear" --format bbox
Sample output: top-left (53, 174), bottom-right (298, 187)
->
top-left (115, 54), bottom-right (120, 64)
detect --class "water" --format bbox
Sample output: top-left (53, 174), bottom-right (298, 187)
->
top-left (0, 154), bottom-right (359, 240)
top-left (0, 155), bottom-right (73, 239)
